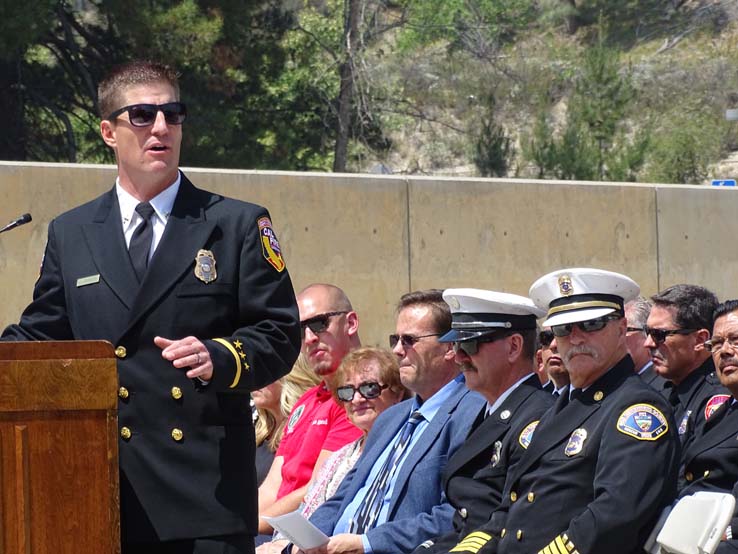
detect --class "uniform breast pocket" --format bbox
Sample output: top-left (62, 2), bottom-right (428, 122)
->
top-left (176, 282), bottom-right (234, 298)
top-left (173, 282), bottom-right (235, 335)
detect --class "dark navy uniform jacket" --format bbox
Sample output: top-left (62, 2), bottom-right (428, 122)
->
top-left (1, 174), bottom-right (300, 541)
top-left (680, 398), bottom-right (738, 496)
top-left (416, 374), bottom-right (553, 554)
top-left (662, 357), bottom-right (729, 448)
top-left (449, 356), bottom-right (679, 554)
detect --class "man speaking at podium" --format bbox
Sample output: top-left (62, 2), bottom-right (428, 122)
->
top-left (1, 60), bottom-right (301, 554)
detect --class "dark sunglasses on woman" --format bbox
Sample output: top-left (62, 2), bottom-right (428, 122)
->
top-left (336, 382), bottom-right (388, 402)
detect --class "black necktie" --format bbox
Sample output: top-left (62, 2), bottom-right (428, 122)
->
top-left (129, 202), bottom-right (155, 282)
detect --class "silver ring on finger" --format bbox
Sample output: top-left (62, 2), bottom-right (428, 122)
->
top-left (196, 352), bottom-right (201, 365)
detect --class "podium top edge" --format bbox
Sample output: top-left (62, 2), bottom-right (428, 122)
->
top-left (0, 340), bottom-right (115, 360)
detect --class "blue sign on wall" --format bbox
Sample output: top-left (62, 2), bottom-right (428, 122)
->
top-left (711, 179), bottom-right (737, 187)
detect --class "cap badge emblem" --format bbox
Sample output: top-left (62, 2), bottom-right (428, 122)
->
top-left (558, 275), bottom-right (574, 296)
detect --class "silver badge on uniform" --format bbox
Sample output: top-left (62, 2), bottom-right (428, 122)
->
top-left (194, 249), bottom-right (217, 283)
top-left (678, 410), bottom-right (691, 436)
top-left (491, 440), bottom-right (503, 466)
top-left (565, 428), bottom-right (587, 456)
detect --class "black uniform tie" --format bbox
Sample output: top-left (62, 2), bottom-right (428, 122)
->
top-left (129, 202), bottom-right (155, 282)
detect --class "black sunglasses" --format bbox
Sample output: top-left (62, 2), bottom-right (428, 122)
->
top-left (300, 311), bottom-right (348, 339)
top-left (389, 333), bottom-right (440, 349)
top-left (539, 330), bottom-right (555, 347)
top-left (644, 326), bottom-right (698, 345)
top-left (551, 314), bottom-right (621, 337)
top-left (453, 332), bottom-right (510, 356)
top-left (107, 102), bottom-right (187, 127)
top-left (336, 381), bottom-right (388, 402)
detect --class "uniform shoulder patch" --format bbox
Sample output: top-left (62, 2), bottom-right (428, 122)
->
top-left (705, 394), bottom-right (731, 420)
top-left (616, 403), bottom-right (668, 441)
top-left (257, 216), bottom-right (285, 272)
top-left (518, 420), bottom-right (539, 449)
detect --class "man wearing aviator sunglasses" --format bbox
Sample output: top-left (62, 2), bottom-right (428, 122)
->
top-left (645, 284), bottom-right (728, 446)
top-left (1, 61), bottom-right (302, 553)
top-left (448, 268), bottom-right (678, 554)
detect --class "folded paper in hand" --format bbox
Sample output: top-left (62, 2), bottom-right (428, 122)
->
top-left (263, 512), bottom-right (330, 550)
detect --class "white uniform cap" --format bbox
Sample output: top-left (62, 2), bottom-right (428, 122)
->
top-left (440, 288), bottom-right (546, 342)
top-left (529, 268), bottom-right (640, 327)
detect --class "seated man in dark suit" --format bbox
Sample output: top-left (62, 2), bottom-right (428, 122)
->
top-left (412, 288), bottom-right (554, 554)
top-left (645, 284), bottom-right (728, 447)
top-left (679, 300), bottom-right (738, 552)
top-left (300, 289), bottom-right (484, 554)
top-left (448, 267), bottom-right (680, 554)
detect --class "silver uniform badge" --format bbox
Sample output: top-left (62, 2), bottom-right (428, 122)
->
top-left (491, 440), bottom-right (503, 467)
top-left (194, 249), bottom-right (217, 283)
top-left (565, 428), bottom-right (588, 456)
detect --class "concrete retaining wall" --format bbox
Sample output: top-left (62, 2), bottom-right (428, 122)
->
top-left (0, 161), bottom-right (733, 346)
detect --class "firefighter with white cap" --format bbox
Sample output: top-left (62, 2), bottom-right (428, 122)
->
top-left (447, 268), bottom-right (679, 554)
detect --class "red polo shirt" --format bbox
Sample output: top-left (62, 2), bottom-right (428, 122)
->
top-left (275, 382), bottom-right (362, 499)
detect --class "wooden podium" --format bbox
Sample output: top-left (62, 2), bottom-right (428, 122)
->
top-left (0, 341), bottom-right (120, 553)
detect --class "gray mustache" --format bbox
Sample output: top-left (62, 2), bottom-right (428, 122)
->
top-left (563, 345), bottom-right (599, 364)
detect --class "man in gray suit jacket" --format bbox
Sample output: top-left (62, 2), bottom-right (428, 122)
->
top-left (303, 289), bottom-right (484, 554)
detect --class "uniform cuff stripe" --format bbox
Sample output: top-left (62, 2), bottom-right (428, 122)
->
top-left (213, 338), bottom-right (242, 388)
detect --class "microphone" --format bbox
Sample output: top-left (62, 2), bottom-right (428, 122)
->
top-left (0, 213), bottom-right (32, 234)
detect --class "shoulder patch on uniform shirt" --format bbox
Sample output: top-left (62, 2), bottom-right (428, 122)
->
top-left (257, 216), bottom-right (285, 272)
top-left (518, 420), bottom-right (540, 450)
top-left (616, 403), bottom-right (668, 441)
top-left (705, 394), bottom-right (732, 420)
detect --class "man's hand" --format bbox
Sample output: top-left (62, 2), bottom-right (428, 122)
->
top-left (301, 534), bottom-right (364, 554)
top-left (155, 336), bottom-right (213, 381)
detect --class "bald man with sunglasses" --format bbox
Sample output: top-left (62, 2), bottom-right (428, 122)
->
top-left (448, 268), bottom-right (679, 554)
top-left (2, 60), bottom-right (301, 553)
top-left (258, 284), bottom-right (363, 538)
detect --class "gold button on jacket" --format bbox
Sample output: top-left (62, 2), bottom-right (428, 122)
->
top-left (171, 386), bottom-right (183, 400)
top-left (171, 428), bottom-right (184, 442)
top-left (118, 386), bottom-right (129, 399)
top-left (510, 491), bottom-right (518, 502)
top-left (115, 346), bottom-right (127, 358)
top-left (120, 427), bottom-right (132, 440)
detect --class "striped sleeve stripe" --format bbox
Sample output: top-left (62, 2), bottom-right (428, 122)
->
top-left (213, 338), bottom-right (243, 388)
